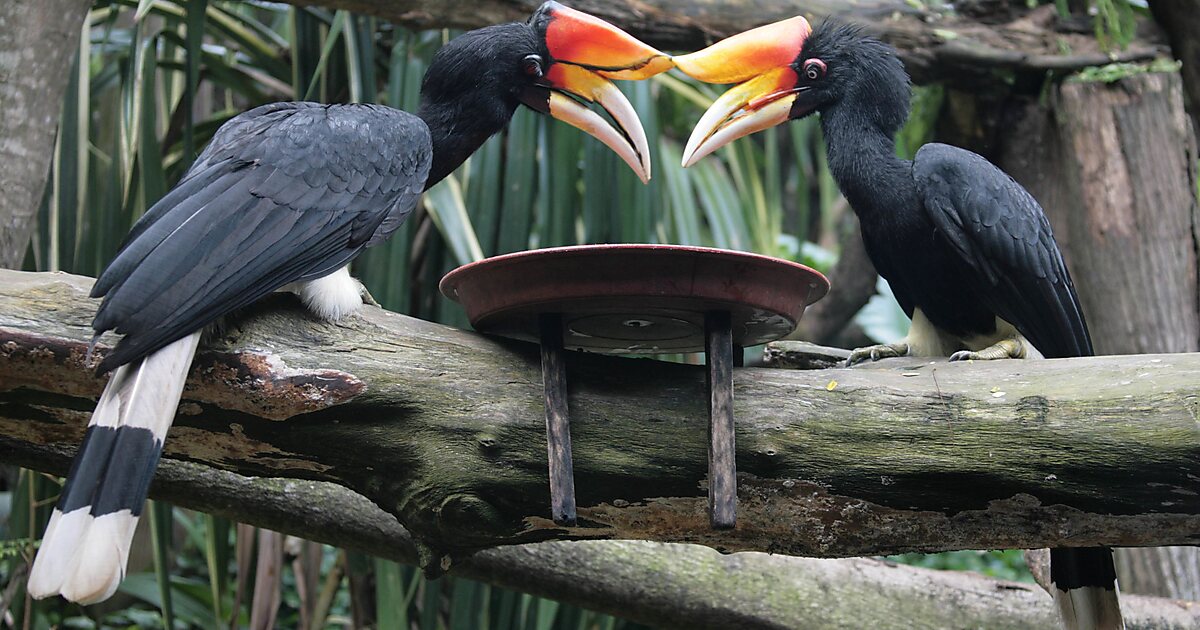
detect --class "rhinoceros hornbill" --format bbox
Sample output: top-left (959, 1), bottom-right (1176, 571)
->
top-left (27, 1), bottom-right (670, 605)
top-left (673, 17), bottom-right (1122, 630)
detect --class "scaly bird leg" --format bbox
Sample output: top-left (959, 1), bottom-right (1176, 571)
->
top-left (949, 337), bottom-right (1028, 362)
top-left (846, 341), bottom-right (910, 366)
top-left (359, 281), bottom-right (380, 308)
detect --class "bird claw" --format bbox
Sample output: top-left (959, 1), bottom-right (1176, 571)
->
top-left (950, 339), bottom-right (1026, 362)
top-left (845, 342), bottom-right (909, 366)
top-left (359, 283), bottom-right (380, 308)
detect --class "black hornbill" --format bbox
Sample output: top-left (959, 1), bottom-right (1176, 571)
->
top-left (27, 1), bottom-right (669, 604)
top-left (674, 18), bottom-right (1122, 630)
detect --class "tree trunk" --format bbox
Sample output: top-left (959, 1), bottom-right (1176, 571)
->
top-left (995, 71), bottom-right (1200, 601)
top-left (1149, 0), bottom-right (1200, 144)
top-left (3, 269), bottom-right (1199, 563)
top-left (0, 0), bottom-right (91, 268)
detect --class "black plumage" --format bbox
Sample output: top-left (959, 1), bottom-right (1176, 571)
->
top-left (897, 142), bottom-right (1094, 355)
top-left (799, 21), bottom-right (1119, 629)
top-left (677, 17), bottom-right (1122, 628)
top-left (30, 2), bottom-right (671, 605)
top-left (797, 22), bottom-right (1090, 358)
top-left (91, 103), bottom-right (431, 372)
top-left (90, 19), bottom-right (550, 373)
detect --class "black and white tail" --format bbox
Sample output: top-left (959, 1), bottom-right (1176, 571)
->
top-left (27, 332), bottom-right (201, 604)
top-left (1051, 547), bottom-right (1125, 630)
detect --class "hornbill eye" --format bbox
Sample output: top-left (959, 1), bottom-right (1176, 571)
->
top-left (803, 59), bottom-right (826, 81)
top-left (522, 54), bottom-right (545, 78)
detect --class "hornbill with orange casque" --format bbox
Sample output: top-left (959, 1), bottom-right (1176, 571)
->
top-left (27, 1), bottom-right (670, 604)
top-left (673, 18), bottom-right (1122, 630)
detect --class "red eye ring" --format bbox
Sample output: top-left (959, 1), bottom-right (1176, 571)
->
top-left (803, 58), bottom-right (827, 81)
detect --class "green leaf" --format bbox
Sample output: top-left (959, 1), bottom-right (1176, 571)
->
top-left (464, 134), bottom-right (505, 255)
top-left (659, 140), bottom-right (703, 246)
top-left (419, 577), bottom-right (440, 630)
top-left (497, 108), bottom-right (539, 253)
top-left (204, 514), bottom-right (230, 627)
top-left (120, 573), bottom-right (216, 628)
top-left (182, 0), bottom-right (207, 170)
top-left (303, 10), bottom-right (347, 101)
top-left (425, 176), bottom-right (485, 265)
top-left (149, 501), bottom-right (176, 630)
top-left (133, 0), bottom-right (155, 22)
top-left (374, 559), bottom-right (411, 630)
top-left (534, 597), bottom-right (559, 630)
top-left (138, 35), bottom-right (166, 207)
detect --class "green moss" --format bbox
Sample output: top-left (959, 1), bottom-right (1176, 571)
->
top-left (1070, 59), bottom-right (1182, 83)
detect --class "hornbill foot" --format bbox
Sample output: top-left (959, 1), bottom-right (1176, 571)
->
top-left (845, 342), bottom-right (910, 366)
top-left (359, 282), bottom-right (380, 308)
top-left (949, 338), bottom-right (1027, 362)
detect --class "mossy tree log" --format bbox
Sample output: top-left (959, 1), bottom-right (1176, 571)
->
top-left (2, 269), bottom-right (1199, 566)
top-left (15, 460), bottom-right (1194, 629)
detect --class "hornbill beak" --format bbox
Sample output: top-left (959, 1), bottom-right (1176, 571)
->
top-left (673, 16), bottom-right (813, 167)
top-left (522, 1), bottom-right (672, 183)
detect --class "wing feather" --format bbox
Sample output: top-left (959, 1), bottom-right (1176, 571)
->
top-left (914, 143), bottom-right (1091, 358)
top-left (94, 102), bottom-right (432, 372)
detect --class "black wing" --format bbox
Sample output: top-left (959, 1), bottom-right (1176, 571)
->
top-left (92, 102), bottom-right (431, 372)
top-left (913, 143), bottom-right (1091, 358)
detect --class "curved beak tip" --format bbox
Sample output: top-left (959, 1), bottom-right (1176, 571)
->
top-left (535, 5), bottom-right (669, 183)
top-left (674, 16), bottom-right (814, 167)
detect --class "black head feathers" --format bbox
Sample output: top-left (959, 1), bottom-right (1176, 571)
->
top-left (798, 20), bottom-right (912, 134)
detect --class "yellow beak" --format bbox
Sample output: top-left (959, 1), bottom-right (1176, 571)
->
top-left (673, 16), bottom-right (812, 167)
top-left (526, 1), bottom-right (674, 182)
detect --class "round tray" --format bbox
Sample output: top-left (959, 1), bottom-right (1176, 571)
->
top-left (440, 244), bottom-right (830, 354)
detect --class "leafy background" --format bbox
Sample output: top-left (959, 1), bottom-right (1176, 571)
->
top-left (0, 0), bottom-right (1070, 627)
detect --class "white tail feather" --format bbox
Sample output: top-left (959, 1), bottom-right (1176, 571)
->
top-left (26, 508), bottom-right (87, 598)
top-left (28, 332), bottom-right (201, 604)
top-left (1055, 586), bottom-right (1125, 630)
top-left (60, 511), bottom-right (138, 604)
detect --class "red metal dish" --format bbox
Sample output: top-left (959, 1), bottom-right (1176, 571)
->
top-left (440, 244), bottom-right (829, 353)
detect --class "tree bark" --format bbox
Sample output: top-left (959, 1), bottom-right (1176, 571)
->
top-left (3, 269), bottom-right (1199, 565)
top-left (282, 0), bottom-right (1163, 86)
top-left (994, 71), bottom-right (1200, 601)
top-left (0, 0), bottom-right (91, 269)
top-left (13, 458), bottom-right (1192, 630)
top-left (1149, 0), bottom-right (1200, 144)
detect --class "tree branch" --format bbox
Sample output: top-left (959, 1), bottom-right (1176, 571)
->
top-left (11, 449), bottom-right (1198, 629)
top-left (3, 268), bottom-right (1199, 566)
top-left (284, 0), bottom-right (1166, 85)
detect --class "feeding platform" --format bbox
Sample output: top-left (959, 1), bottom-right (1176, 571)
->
top-left (440, 244), bottom-right (829, 528)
